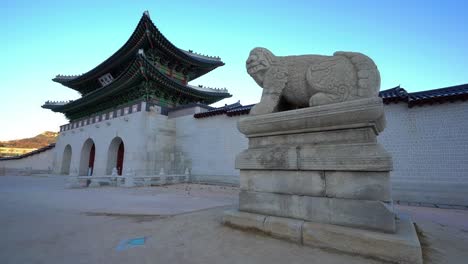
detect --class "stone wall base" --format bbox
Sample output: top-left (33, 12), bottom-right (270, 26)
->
top-left (223, 209), bottom-right (422, 264)
top-left (65, 175), bottom-right (189, 188)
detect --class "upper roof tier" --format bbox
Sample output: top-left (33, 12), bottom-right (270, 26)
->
top-left (53, 11), bottom-right (225, 95)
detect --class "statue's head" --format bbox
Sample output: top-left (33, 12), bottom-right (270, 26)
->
top-left (246, 47), bottom-right (275, 87)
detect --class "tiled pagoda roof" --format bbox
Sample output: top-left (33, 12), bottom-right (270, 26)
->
top-left (53, 11), bottom-right (224, 95)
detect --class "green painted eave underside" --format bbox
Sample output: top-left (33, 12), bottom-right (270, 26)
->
top-left (50, 55), bottom-right (231, 120)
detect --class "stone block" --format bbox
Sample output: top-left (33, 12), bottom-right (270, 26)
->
top-left (263, 215), bottom-right (303, 243)
top-left (236, 143), bottom-right (392, 171)
top-left (165, 176), bottom-right (174, 184)
top-left (302, 216), bottom-right (422, 264)
top-left (248, 127), bottom-right (376, 148)
top-left (238, 98), bottom-right (386, 137)
top-left (239, 191), bottom-right (395, 232)
top-left (223, 209), bottom-right (266, 231)
top-left (240, 170), bottom-right (325, 196)
top-left (222, 210), bottom-right (421, 264)
top-left (149, 176), bottom-right (161, 185)
top-left (325, 171), bottom-right (391, 201)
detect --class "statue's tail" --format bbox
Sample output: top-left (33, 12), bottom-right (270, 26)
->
top-left (334, 52), bottom-right (381, 98)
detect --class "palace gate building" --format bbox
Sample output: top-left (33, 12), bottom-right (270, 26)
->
top-left (42, 11), bottom-right (236, 179)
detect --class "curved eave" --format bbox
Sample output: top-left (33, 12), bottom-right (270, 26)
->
top-left (54, 12), bottom-right (224, 92)
top-left (50, 58), bottom-right (143, 113)
top-left (50, 55), bottom-right (231, 114)
top-left (41, 104), bottom-right (67, 110)
top-left (140, 55), bottom-right (231, 102)
top-left (143, 14), bottom-right (224, 67)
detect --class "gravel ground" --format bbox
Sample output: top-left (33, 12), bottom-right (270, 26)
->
top-left (1, 175), bottom-right (467, 264)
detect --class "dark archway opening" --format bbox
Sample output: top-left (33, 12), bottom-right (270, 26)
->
top-left (88, 144), bottom-right (95, 176)
top-left (117, 142), bottom-right (124, 175)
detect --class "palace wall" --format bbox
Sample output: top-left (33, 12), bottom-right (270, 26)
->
top-left (0, 147), bottom-right (54, 176)
top-left (379, 101), bottom-right (468, 206)
top-left (3, 100), bottom-right (467, 206)
top-left (170, 101), bottom-right (468, 205)
top-left (174, 112), bottom-right (248, 185)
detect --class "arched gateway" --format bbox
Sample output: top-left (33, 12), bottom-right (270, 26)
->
top-left (61, 145), bottom-right (72, 175)
top-left (106, 137), bottom-right (124, 175)
top-left (79, 139), bottom-right (96, 176)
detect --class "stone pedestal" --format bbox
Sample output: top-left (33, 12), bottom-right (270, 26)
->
top-left (224, 98), bottom-right (422, 263)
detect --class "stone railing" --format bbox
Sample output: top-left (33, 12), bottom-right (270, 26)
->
top-left (65, 168), bottom-right (191, 188)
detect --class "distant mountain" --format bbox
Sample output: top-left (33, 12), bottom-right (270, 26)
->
top-left (0, 131), bottom-right (58, 148)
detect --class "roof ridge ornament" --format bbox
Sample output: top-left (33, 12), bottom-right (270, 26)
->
top-left (143, 10), bottom-right (150, 18)
top-left (181, 49), bottom-right (222, 61)
top-left (188, 84), bottom-right (229, 93)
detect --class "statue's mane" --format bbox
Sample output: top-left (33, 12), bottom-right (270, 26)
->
top-left (251, 47), bottom-right (275, 65)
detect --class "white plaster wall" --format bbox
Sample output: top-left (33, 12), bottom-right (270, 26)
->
top-left (168, 106), bottom-right (205, 118)
top-left (53, 104), bottom-right (181, 177)
top-left (54, 107), bottom-right (149, 176)
top-left (379, 102), bottom-right (468, 205)
top-left (0, 148), bottom-right (54, 175)
top-left (143, 110), bottom-right (180, 175)
top-left (174, 114), bottom-right (248, 185)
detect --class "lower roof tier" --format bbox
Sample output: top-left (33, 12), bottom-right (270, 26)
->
top-left (43, 53), bottom-right (231, 120)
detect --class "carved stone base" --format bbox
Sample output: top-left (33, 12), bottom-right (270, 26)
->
top-left (226, 98), bottom-right (416, 261)
top-left (239, 190), bottom-right (395, 232)
top-left (223, 210), bottom-right (423, 264)
top-left (235, 98), bottom-right (395, 232)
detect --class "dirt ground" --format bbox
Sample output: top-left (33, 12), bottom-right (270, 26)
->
top-left (1, 175), bottom-right (467, 264)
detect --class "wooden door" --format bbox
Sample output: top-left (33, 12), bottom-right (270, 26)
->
top-left (88, 144), bottom-right (95, 176)
top-left (116, 142), bottom-right (124, 175)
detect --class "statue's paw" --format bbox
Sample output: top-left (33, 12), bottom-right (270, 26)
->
top-left (250, 103), bottom-right (275, 115)
top-left (309, 93), bottom-right (340, 107)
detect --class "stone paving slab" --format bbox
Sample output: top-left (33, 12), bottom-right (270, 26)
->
top-left (1, 175), bottom-right (468, 264)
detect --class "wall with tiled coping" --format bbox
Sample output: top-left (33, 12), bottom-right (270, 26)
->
top-left (59, 100), bottom-right (145, 132)
top-left (2, 100), bottom-right (467, 206)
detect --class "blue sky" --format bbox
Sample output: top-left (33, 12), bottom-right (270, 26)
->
top-left (1, 0), bottom-right (467, 140)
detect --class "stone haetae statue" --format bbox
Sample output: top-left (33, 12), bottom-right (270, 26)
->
top-left (224, 48), bottom-right (422, 264)
top-left (246, 47), bottom-right (381, 115)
